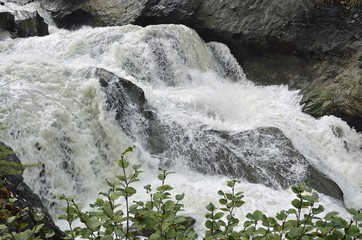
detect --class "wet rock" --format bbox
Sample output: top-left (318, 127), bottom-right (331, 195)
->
top-left (0, 142), bottom-right (65, 238)
top-left (134, 0), bottom-right (202, 26)
top-left (0, 11), bottom-right (14, 32)
top-left (97, 68), bottom-right (145, 111)
top-left (38, 0), bottom-right (146, 28)
top-left (162, 127), bottom-right (344, 201)
top-left (0, 5), bottom-right (49, 38)
top-left (14, 10), bottom-right (49, 37)
top-left (96, 68), bottom-right (166, 154)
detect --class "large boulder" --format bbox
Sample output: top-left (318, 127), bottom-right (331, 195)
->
top-left (0, 142), bottom-right (65, 238)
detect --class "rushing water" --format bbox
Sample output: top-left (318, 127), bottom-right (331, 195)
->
top-left (0, 17), bottom-right (361, 233)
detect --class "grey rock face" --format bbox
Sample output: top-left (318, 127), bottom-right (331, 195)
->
top-left (36, 0), bottom-right (361, 131)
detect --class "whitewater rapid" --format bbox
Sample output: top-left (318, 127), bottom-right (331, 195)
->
top-left (0, 24), bottom-right (361, 233)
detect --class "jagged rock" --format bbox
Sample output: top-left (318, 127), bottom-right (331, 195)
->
top-left (96, 68), bottom-right (166, 154)
top-left (97, 68), bottom-right (146, 114)
top-left (162, 127), bottom-right (344, 201)
top-left (14, 10), bottom-right (49, 37)
top-left (0, 142), bottom-right (65, 239)
top-left (0, 11), bottom-right (14, 31)
top-left (0, 3), bottom-right (49, 38)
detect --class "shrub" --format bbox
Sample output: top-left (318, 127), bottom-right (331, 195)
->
top-left (59, 148), bottom-right (362, 239)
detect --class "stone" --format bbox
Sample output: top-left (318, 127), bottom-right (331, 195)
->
top-left (14, 10), bottom-right (49, 37)
top-left (96, 68), bottom-right (167, 154)
top-left (0, 11), bottom-right (14, 32)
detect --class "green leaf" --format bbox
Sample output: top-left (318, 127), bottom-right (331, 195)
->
top-left (331, 217), bottom-right (348, 228)
top-left (164, 200), bottom-right (176, 212)
top-left (80, 228), bottom-right (93, 238)
top-left (175, 193), bottom-right (185, 201)
top-left (214, 212), bottom-right (224, 219)
top-left (254, 227), bottom-right (267, 236)
top-left (205, 220), bottom-right (213, 229)
top-left (13, 231), bottom-right (32, 240)
top-left (125, 187), bottom-right (137, 196)
top-left (312, 205), bottom-right (325, 215)
top-left (87, 219), bottom-right (101, 230)
top-left (158, 173), bottom-right (166, 181)
top-left (0, 225), bottom-right (7, 231)
top-left (33, 223), bottom-right (44, 234)
top-left (292, 199), bottom-right (302, 209)
top-left (353, 213), bottom-right (362, 221)
top-left (253, 210), bottom-right (264, 221)
top-left (132, 164), bottom-right (142, 171)
top-left (219, 198), bottom-right (227, 205)
top-left (103, 203), bottom-right (114, 218)
top-left (45, 230), bottom-right (55, 238)
top-left (206, 203), bottom-right (216, 211)
top-left (7, 216), bottom-right (16, 223)
top-left (150, 232), bottom-right (161, 240)
top-left (347, 225), bottom-right (360, 236)
top-left (346, 208), bottom-right (358, 215)
top-left (121, 147), bottom-right (133, 157)
top-left (246, 213), bottom-right (254, 220)
top-left (324, 211), bottom-right (339, 221)
top-left (100, 235), bottom-right (113, 240)
top-left (291, 186), bottom-right (301, 194)
top-left (118, 159), bottom-right (129, 168)
top-left (144, 184), bottom-right (152, 192)
top-left (243, 221), bottom-right (251, 228)
top-left (276, 211), bottom-right (286, 221)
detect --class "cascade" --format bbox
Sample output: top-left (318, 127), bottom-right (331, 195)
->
top-left (0, 17), bottom-right (361, 232)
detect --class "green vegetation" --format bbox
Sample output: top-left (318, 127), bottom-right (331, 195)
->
top-left (58, 148), bottom-right (362, 239)
top-left (317, 0), bottom-right (362, 6)
top-left (1, 145), bottom-right (362, 239)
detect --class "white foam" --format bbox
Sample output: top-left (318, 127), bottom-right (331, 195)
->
top-left (0, 25), bottom-right (360, 227)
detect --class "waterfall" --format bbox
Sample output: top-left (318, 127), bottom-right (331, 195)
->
top-left (0, 24), bottom-right (361, 232)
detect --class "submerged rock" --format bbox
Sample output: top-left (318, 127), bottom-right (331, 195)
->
top-left (162, 126), bottom-right (344, 201)
top-left (0, 142), bottom-right (65, 238)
